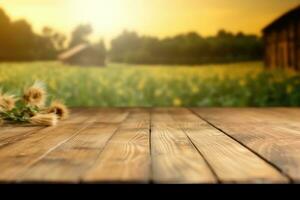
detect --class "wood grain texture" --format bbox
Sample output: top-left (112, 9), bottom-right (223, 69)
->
top-left (17, 109), bottom-right (128, 182)
top-left (82, 109), bottom-right (151, 183)
top-left (0, 108), bottom-right (298, 183)
top-left (0, 109), bottom-right (82, 148)
top-left (0, 109), bottom-right (118, 181)
top-left (193, 108), bottom-right (300, 182)
top-left (151, 108), bottom-right (216, 183)
top-left (171, 108), bottom-right (288, 183)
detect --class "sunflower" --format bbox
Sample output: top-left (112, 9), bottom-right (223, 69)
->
top-left (23, 81), bottom-right (46, 108)
top-left (0, 92), bottom-right (16, 111)
top-left (46, 100), bottom-right (69, 120)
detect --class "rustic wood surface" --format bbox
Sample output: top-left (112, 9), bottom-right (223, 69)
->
top-left (0, 108), bottom-right (299, 183)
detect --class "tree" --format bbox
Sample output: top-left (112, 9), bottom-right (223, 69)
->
top-left (0, 8), bottom-right (63, 61)
top-left (11, 20), bottom-right (36, 60)
top-left (42, 26), bottom-right (66, 52)
top-left (0, 8), bottom-right (12, 59)
top-left (68, 24), bottom-right (93, 48)
top-left (110, 30), bottom-right (263, 65)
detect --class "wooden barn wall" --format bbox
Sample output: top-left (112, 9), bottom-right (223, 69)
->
top-left (298, 19), bottom-right (300, 69)
top-left (265, 18), bottom-right (300, 70)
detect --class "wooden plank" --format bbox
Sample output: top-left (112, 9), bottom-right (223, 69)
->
top-left (0, 127), bottom-right (43, 147)
top-left (0, 108), bottom-right (125, 182)
top-left (82, 109), bottom-right (151, 183)
top-left (193, 108), bottom-right (300, 182)
top-left (0, 107), bottom-right (297, 183)
top-left (0, 109), bottom-right (83, 148)
top-left (170, 108), bottom-right (288, 183)
top-left (151, 108), bottom-right (216, 184)
top-left (17, 109), bottom-right (128, 182)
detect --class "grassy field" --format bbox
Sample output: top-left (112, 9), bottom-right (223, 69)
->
top-left (0, 61), bottom-right (299, 107)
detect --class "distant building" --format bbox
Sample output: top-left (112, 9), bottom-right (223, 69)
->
top-left (58, 43), bottom-right (105, 66)
top-left (263, 5), bottom-right (300, 70)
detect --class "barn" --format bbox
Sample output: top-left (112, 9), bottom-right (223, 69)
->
top-left (263, 5), bottom-right (300, 70)
top-left (58, 43), bottom-right (105, 67)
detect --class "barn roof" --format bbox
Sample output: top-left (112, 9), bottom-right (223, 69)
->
top-left (58, 43), bottom-right (89, 60)
top-left (263, 5), bottom-right (300, 33)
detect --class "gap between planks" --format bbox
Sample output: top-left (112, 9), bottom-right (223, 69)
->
top-left (0, 109), bottom-right (128, 182)
top-left (150, 108), bottom-right (217, 183)
top-left (0, 108), bottom-right (294, 183)
top-left (82, 108), bottom-right (151, 183)
top-left (192, 108), bottom-right (300, 182)
top-left (171, 108), bottom-right (288, 183)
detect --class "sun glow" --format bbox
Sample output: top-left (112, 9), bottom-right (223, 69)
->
top-left (1, 0), bottom-right (299, 43)
top-left (72, 0), bottom-right (131, 33)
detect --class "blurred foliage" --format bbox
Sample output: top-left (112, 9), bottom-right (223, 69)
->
top-left (0, 8), bottom-right (65, 61)
top-left (68, 24), bottom-right (93, 48)
top-left (110, 30), bottom-right (263, 65)
top-left (0, 8), bottom-right (106, 62)
top-left (0, 61), bottom-right (299, 107)
top-left (0, 7), bottom-right (262, 65)
top-left (67, 24), bottom-right (107, 64)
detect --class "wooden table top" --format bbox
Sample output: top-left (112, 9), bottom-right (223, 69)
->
top-left (0, 107), bottom-right (300, 184)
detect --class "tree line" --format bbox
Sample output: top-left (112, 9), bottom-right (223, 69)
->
top-left (0, 8), bottom-right (65, 61)
top-left (110, 30), bottom-right (263, 65)
top-left (0, 7), bottom-right (262, 64)
top-left (0, 8), bottom-right (105, 61)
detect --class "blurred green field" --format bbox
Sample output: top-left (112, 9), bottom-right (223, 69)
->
top-left (0, 61), bottom-right (300, 107)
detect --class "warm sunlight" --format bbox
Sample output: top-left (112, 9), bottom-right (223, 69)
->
top-left (1, 1), bottom-right (300, 185)
top-left (72, 0), bottom-right (127, 31)
top-left (1, 0), bottom-right (299, 41)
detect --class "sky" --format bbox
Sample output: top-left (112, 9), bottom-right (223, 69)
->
top-left (1, 0), bottom-right (300, 43)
